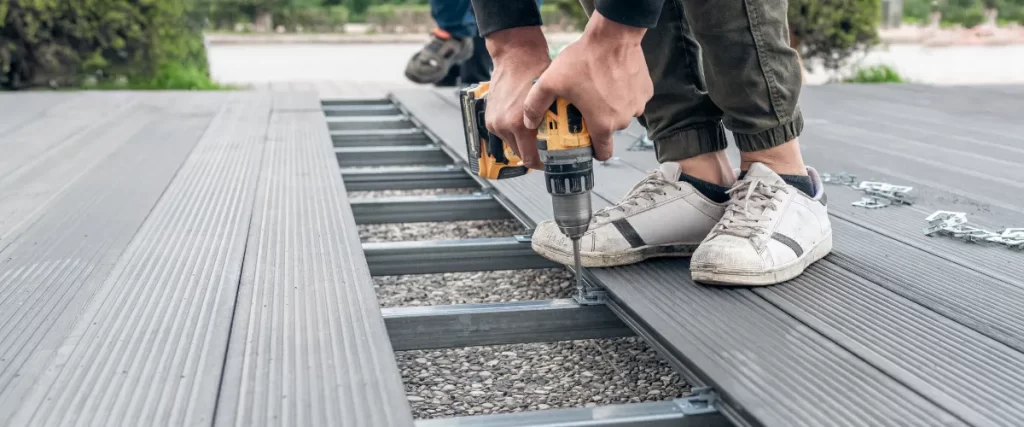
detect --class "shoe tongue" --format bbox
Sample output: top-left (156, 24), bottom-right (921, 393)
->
top-left (742, 162), bottom-right (784, 185)
top-left (658, 162), bottom-right (682, 181)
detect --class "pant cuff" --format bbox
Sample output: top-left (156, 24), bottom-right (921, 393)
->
top-left (733, 112), bottom-right (804, 152)
top-left (653, 121), bottom-right (728, 163)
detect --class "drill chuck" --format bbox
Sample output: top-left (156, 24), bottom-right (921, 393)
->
top-left (540, 146), bottom-right (594, 240)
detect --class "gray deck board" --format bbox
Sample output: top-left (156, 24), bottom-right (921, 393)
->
top-left (391, 85), bottom-right (1024, 427)
top-left (6, 92), bottom-right (268, 427)
top-left (0, 93), bottom-right (227, 426)
top-left (215, 100), bottom-right (413, 427)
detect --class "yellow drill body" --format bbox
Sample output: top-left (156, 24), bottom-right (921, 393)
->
top-left (459, 83), bottom-right (594, 294)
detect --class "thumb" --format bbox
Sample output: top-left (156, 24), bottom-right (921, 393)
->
top-left (522, 80), bottom-right (557, 130)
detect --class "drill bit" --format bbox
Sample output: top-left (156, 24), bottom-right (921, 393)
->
top-left (572, 237), bottom-right (584, 295)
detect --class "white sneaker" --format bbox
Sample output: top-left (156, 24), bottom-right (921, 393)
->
top-left (690, 162), bottom-right (833, 286)
top-left (531, 163), bottom-right (726, 267)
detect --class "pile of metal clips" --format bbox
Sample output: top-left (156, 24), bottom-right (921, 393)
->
top-left (924, 210), bottom-right (1024, 250)
top-left (821, 173), bottom-right (914, 209)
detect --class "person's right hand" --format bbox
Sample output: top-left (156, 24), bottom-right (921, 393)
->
top-left (482, 26), bottom-right (552, 169)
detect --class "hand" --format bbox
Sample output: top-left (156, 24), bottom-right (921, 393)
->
top-left (482, 26), bottom-right (552, 169)
top-left (522, 11), bottom-right (652, 162)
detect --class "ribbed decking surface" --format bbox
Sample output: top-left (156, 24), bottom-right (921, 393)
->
top-left (1, 91), bottom-right (412, 427)
top-left (393, 85), bottom-right (1024, 427)
top-left (0, 94), bottom-right (227, 426)
top-left (8, 93), bottom-right (269, 427)
top-left (215, 109), bottom-right (413, 427)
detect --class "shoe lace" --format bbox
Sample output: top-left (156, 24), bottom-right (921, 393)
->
top-left (592, 170), bottom-right (676, 221)
top-left (711, 178), bottom-right (788, 239)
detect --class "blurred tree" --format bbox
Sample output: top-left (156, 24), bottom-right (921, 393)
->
top-left (788, 0), bottom-right (881, 73)
top-left (1, 0), bottom-right (211, 89)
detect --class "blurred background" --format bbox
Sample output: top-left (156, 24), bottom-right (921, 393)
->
top-left (0, 0), bottom-right (1022, 91)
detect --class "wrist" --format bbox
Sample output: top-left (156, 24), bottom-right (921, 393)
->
top-left (582, 11), bottom-right (646, 45)
top-left (486, 26), bottom-right (549, 62)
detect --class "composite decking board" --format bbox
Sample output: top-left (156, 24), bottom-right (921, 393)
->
top-left (271, 90), bottom-right (324, 111)
top-left (0, 96), bottom-right (223, 426)
top-left (215, 107), bottom-right (414, 427)
top-left (0, 93), bottom-right (227, 248)
top-left (391, 87), bottom-right (970, 427)
top-left (600, 260), bottom-right (961, 427)
top-left (758, 260), bottom-right (1024, 426)
top-left (813, 84), bottom-right (1024, 121)
top-left (7, 93), bottom-right (270, 427)
top-left (0, 93), bottom-right (146, 200)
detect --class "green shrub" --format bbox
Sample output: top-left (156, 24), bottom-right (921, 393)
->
top-left (277, 5), bottom-right (349, 31)
top-left (365, 4), bottom-right (431, 29)
top-left (843, 64), bottom-right (905, 83)
top-left (789, 0), bottom-right (881, 72)
top-left (1, 0), bottom-right (214, 90)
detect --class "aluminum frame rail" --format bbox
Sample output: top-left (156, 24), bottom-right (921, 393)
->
top-left (328, 98), bottom-right (733, 427)
top-left (341, 166), bottom-right (477, 191)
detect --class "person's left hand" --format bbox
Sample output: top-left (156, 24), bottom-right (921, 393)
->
top-left (521, 11), bottom-right (653, 164)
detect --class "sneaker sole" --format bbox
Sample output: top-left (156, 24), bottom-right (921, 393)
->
top-left (691, 231), bottom-right (834, 287)
top-left (532, 241), bottom-right (700, 268)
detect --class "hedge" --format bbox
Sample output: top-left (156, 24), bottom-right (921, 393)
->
top-left (1, 0), bottom-right (212, 89)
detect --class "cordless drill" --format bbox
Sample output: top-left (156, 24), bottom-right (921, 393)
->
top-left (459, 83), bottom-right (594, 295)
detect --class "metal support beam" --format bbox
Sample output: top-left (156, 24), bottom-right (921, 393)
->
top-left (332, 128), bottom-right (430, 147)
top-left (341, 166), bottom-right (477, 191)
top-left (350, 194), bottom-right (511, 224)
top-left (414, 390), bottom-right (730, 427)
top-left (327, 115), bottom-right (415, 131)
top-left (323, 104), bottom-right (400, 117)
top-left (383, 299), bottom-right (634, 351)
top-left (363, 236), bottom-right (557, 275)
top-left (335, 146), bottom-right (451, 167)
top-left (322, 99), bottom-right (390, 107)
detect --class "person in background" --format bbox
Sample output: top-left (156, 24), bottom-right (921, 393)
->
top-left (404, 0), bottom-right (543, 87)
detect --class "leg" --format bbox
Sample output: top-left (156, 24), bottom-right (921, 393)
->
top-left (531, 0), bottom-right (733, 269)
top-left (579, 0), bottom-right (734, 187)
top-left (679, 0), bottom-right (831, 286)
top-left (404, 0), bottom-right (476, 84)
top-left (677, 0), bottom-right (806, 175)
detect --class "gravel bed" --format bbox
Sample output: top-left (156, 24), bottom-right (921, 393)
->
top-left (375, 268), bottom-right (574, 308)
top-left (348, 188), bottom-right (479, 198)
top-left (356, 188), bottom-right (689, 419)
top-left (359, 219), bottom-right (526, 243)
top-left (398, 337), bottom-right (689, 419)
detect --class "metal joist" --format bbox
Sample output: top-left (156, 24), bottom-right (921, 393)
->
top-left (350, 194), bottom-right (511, 224)
top-left (327, 115), bottom-right (415, 131)
top-left (323, 104), bottom-right (401, 117)
top-left (335, 145), bottom-right (451, 167)
top-left (382, 299), bottom-right (634, 351)
top-left (414, 390), bottom-right (729, 427)
top-left (321, 98), bottom-right (391, 107)
top-left (341, 166), bottom-right (477, 191)
top-left (332, 128), bottom-right (431, 147)
top-left (362, 236), bottom-right (558, 275)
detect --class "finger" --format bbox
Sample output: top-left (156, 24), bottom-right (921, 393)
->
top-left (512, 129), bottom-right (542, 170)
top-left (522, 79), bottom-right (557, 130)
top-left (590, 127), bottom-right (614, 162)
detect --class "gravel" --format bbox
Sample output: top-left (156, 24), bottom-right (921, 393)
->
top-left (356, 187), bottom-right (690, 420)
top-left (359, 219), bottom-right (526, 243)
top-left (397, 338), bottom-right (689, 419)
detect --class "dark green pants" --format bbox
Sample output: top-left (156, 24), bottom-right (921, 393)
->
top-left (579, 0), bottom-right (804, 162)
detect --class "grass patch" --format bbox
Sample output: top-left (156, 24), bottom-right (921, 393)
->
top-left (85, 64), bottom-right (235, 90)
top-left (842, 64), bottom-right (905, 83)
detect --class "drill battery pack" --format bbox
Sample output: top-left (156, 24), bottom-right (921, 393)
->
top-left (459, 83), bottom-right (530, 180)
